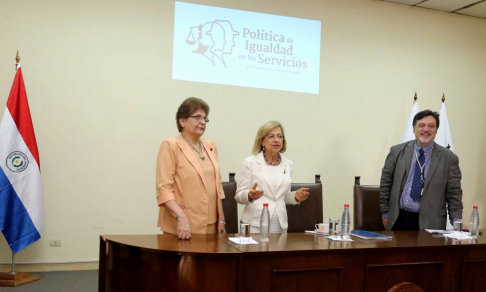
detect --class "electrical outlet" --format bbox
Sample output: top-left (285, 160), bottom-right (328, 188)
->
top-left (49, 239), bottom-right (62, 247)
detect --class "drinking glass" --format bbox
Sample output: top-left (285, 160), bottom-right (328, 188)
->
top-left (329, 218), bottom-right (339, 236)
top-left (453, 218), bottom-right (463, 239)
top-left (240, 220), bottom-right (251, 243)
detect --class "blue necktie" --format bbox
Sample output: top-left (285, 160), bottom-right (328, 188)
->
top-left (410, 148), bottom-right (425, 201)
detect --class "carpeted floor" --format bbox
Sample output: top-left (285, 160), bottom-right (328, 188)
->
top-left (0, 270), bottom-right (98, 292)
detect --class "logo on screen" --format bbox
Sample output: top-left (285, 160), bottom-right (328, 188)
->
top-left (186, 20), bottom-right (239, 68)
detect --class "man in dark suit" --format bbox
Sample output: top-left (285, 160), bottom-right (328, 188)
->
top-left (379, 110), bottom-right (463, 231)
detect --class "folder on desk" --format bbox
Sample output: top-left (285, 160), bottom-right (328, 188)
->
top-left (350, 230), bottom-right (392, 240)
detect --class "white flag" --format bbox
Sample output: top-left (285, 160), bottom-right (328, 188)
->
top-left (435, 102), bottom-right (454, 152)
top-left (435, 101), bottom-right (455, 230)
top-left (401, 102), bottom-right (419, 143)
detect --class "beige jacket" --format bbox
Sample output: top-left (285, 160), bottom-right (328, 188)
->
top-left (156, 136), bottom-right (224, 234)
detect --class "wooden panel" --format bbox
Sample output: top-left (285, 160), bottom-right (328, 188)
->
top-left (462, 259), bottom-right (486, 292)
top-left (272, 268), bottom-right (342, 292)
top-left (366, 262), bottom-right (442, 292)
top-left (100, 232), bottom-right (486, 292)
top-left (99, 234), bottom-right (241, 292)
top-left (105, 244), bottom-right (238, 292)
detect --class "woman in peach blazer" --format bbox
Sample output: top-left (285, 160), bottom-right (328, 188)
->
top-left (156, 97), bottom-right (226, 239)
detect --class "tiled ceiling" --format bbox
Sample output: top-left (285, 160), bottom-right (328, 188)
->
top-left (379, 0), bottom-right (486, 18)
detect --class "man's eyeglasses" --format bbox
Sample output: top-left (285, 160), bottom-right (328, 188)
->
top-left (265, 135), bottom-right (284, 140)
top-left (188, 115), bottom-right (209, 123)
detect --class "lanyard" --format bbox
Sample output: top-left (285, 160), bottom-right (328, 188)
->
top-left (414, 147), bottom-right (433, 187)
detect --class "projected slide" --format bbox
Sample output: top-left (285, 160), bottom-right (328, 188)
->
top-left (172, 2), bottom-right (321, 94)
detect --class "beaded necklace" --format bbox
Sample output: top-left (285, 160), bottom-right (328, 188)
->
top-left (181, 134), bottom-right (205, 160)
top-left (263, 149), bottom-right (281, 166)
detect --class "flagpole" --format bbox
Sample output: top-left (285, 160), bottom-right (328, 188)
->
top-left (11, 254), bottom-right (15, 275)
top-left (442, 93), bottom-right (445, 103)
top-left (0, 52), bottom-right (40, 287)
top-left (9, 51), bottom-right (21, 276)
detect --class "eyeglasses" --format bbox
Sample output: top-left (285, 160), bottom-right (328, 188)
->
top-left (188, 115), bottom-right (209, 123)
top-left (265, 135), bottom-right (284, 140)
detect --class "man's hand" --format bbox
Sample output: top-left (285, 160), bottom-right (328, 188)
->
top-left (382, 218), bottom-right (388, 231)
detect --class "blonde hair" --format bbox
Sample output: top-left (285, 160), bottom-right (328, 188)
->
top-left (252, 120), bottom-right (287, 155)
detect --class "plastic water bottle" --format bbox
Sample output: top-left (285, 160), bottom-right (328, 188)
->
top-left (260, 203), bottom-right (270, 242)
top-left (469, 206), bottom-right (480, 239)
top-left (341, 204), bottom-right (350, 239)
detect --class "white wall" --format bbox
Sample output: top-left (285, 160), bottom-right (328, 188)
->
top-left (0, 0), bottom-right (485, 263)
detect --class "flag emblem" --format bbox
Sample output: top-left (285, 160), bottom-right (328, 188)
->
top-left (6, 151), bottom-right (29, 172)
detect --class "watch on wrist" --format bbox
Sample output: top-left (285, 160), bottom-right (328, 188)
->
top-left (219, 220), bottom-right (226, 225)
top-left (175, 213), bottom-right (181, 221)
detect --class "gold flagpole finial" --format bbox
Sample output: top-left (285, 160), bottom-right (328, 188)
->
top-left (413, 92), bottom-right (417, 102)
top-left (15, 51), bottom-right (21, 70)
top-left (442, 93), bottom-right (445, 103)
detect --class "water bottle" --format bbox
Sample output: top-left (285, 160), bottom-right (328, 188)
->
top-left (469, 206), bottom-right (480, 239)
top-left (341, 204), bottom-right (350, 239)
top-left (260, 203), bottom-right (270, 242)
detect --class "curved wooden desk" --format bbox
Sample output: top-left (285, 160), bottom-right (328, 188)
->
top-left (99, 231), bottom-right (486, 292)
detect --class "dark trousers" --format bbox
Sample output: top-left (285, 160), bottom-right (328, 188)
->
top-left (392, 209), bottom-right (420, 231)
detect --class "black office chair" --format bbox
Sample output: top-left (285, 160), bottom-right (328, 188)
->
top-left (223, 174), bottom-right (323, 233)
top-left (222, 173), bottom-right (238, 233)
top-left (286, 175), bottom-right (323, 232)
top-left (353, 176), bottom-right (384, 231)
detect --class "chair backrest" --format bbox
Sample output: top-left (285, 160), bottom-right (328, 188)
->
top-left (353, 176), bottom-right (384, 231)
top-left (222, 173), bottom-right (238, 233)
top-left (223, 174), bottom-right (323, 233)
top-left (286, 175), bottom-right (323, 233)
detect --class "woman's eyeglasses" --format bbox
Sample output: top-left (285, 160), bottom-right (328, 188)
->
top-left (188, 115), bottom-right (209, 123)
top-left (265, 135), bottom-right (284, 140)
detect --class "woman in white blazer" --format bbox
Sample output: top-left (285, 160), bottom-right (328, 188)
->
top-left (235, 121), bottom-right (310, 233)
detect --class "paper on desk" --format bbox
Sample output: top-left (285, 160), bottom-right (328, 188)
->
top-left (425, 229), bottom-right (453, 234)
top-left (443, 232), bottom-right (473, 240)
top-left (229, 237), bottom-right (259, 245)
top-left (326, 235), bottom-right (353, 242)
top-left (305, 230), bottom-right (328, 236)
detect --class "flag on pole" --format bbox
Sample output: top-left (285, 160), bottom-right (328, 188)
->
top-left (401, 94), bottom-right (419, 143)
top-left (0, 64), bottom-right (44, 254)
top-left (435, 95), bottom-right (454, 152)
top-left (435, 94), bottom-right (454, 230)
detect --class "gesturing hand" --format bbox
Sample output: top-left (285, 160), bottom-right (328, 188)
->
top-left (248, 183), bottom-right (264, 202)
top-left (294, 188), bottom-right (310, 202)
